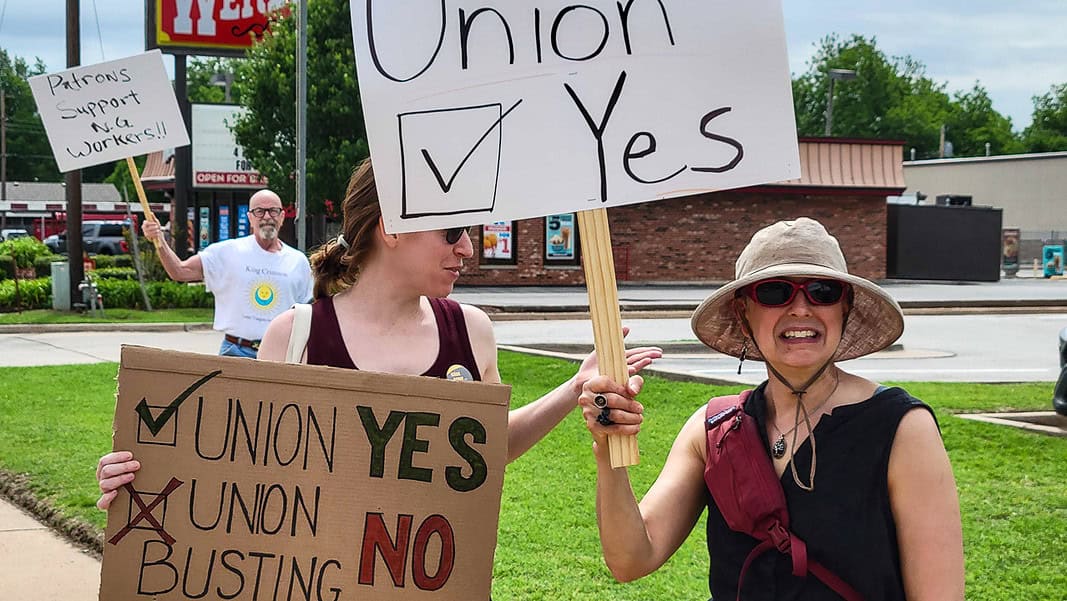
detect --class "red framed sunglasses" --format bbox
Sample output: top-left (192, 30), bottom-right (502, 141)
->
top-left (745, 278), bottom-right (848, 307)
top-left (443, 226), bottom-right (471, 245)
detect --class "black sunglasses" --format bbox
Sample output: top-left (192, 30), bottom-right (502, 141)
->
top-left (444, 226), bottom-right (471, 245)
top-left (746, 278), bottom-right (848, 307)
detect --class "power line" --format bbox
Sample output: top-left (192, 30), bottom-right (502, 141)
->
top-left (91, 0), bottom-right (106, 62)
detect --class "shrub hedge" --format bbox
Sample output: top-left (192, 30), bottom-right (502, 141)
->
top-left (0, 278), bottom-right (52, 311)
top-left (0, 278), bottom-right (214, 312)
top-left (0, 256), bottom-right (13, 280)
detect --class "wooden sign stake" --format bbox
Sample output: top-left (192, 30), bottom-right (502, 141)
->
top-left (577, 207), bottom-right (639, 468)
top-left (125, 157), bottom-right (162, 250)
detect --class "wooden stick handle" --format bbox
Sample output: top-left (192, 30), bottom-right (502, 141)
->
top-left (125, 157), bottom-right (161, 249)
top-left (576, 207), bottom-right (639, 468)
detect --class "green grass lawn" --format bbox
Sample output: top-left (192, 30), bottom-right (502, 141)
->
top-left (0, 308), bottom-right (213, 324)
top-left (0, 353), bottom-right (1063, 599)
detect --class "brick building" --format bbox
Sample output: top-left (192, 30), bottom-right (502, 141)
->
top-left (461, 138), bottom-right (905, 284)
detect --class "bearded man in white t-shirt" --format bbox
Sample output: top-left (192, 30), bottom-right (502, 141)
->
top-left (142, 189), bottom-right (313, 358)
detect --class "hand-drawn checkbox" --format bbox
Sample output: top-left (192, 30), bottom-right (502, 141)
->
top-left (398, 100), bottom-right (522, 219)
top-left (125, 485), bottom-right (173, 535)
top-left (109, 478), bottom-right (184, 546)
top-left (136, 403), bottom-right (179, 447)
top-left (133, 371), bottom-right (221, 448)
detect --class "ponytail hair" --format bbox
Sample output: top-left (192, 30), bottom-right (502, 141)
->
top-left (309, 158), bottom-right (381, 299)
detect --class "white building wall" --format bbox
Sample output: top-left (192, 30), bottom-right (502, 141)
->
top-left (903, 152), bottom-right (1067, 236)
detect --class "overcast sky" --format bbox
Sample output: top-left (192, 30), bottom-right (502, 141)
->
top-left (2, 1), bottom-right (1065, 130)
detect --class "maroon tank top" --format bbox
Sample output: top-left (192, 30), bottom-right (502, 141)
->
top-left (306, 296), bottom-right (481, 381)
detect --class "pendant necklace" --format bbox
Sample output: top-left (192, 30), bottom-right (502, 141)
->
top-left (769, 372), bottom-right (840, 459)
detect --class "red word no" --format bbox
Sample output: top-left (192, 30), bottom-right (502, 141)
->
top-left (358, 513), bottom-right (456, 591)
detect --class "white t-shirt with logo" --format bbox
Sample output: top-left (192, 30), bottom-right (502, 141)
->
top-left (198, 235), bottom-right (313, 341)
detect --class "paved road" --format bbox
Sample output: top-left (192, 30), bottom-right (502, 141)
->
top-left (453, 277), bottom-right (1067, 310)
top-left (1, 313), bottom-right (1061, 383)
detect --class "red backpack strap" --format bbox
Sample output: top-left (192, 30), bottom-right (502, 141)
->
top-left (703, 391), bottom-right (864, 601)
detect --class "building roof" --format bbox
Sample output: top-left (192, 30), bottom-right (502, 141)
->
top-left (140, 150), bottom-right (176, 190)
top-left (0, 181), bottom-right (121, 203)
top-left (904, 150), bottom-right (1067, 167)
top-left (771, 138), bottom-right (906, 193)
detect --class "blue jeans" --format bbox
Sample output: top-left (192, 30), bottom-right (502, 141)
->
top-left (219, 339), bottom-right (258, 359)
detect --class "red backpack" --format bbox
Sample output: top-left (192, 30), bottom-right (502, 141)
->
top-left (703, 391), bottom-right (864, 601)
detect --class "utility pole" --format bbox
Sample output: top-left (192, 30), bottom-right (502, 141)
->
top-left (2, 89), bottom-right (7, 203)
top-left (173, 55), bottom-right (191, 259)
top-left (295, 0), bottom-right (307, 251)
top-left (66, 0), bottom-right (84, 307)
top-left (1, 89), bottom-right (6, 232)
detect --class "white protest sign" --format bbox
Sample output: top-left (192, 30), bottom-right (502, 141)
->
top-left (351, 0), bottom-right (799, 234)
top-left (29, 50), bottom-right (189, 173)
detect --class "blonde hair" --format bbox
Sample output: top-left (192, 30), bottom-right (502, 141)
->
top-left (309, 159), bottom-right (381, 299)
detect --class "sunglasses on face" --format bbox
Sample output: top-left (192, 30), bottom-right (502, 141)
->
top-left (443, 226), bottom-right (471, 245)
top-left (250, 207), bottom-right (283, 218)
top-left (745, 278), bottom-right (848, 307)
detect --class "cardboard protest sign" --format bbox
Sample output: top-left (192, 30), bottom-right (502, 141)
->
top-left (350, 0), bottom-right (799, 233)
top-left (29, 50), bottom-right (189, 173)
top-left (101, 346), bottom-right (510, 601)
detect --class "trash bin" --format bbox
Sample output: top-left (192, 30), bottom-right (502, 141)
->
top-left (1044, 245), bottom-right (1064, 278)
top-left (51, 261), bottom-right (70, 311)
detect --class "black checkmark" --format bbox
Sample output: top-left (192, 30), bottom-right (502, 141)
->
top-left (421, 99), bottom-right (524, 193)
top-left (135, 370), bottom-right (222, 436)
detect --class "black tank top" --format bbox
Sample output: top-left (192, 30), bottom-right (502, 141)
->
top-left (705, 383), bottom-right (934, 601)
top-left (306, 296), bottom-right (481, 381)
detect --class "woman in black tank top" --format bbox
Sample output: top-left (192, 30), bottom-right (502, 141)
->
top-left (576, 218), bottom-right (964, 600)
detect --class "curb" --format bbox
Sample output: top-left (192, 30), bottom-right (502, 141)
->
top-left (0, 322), bottom-right (214, 334)
top-left (1, 300), bottom-right (1065, 333)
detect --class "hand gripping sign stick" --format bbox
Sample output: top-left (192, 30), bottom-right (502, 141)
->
top-left (577, 208), bottom-right (639, 468)
top-left (124, 157), bottom-right (163, 250)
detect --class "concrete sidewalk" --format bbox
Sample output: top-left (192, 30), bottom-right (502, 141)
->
top-left (0, 500), bottom-right (99, 600)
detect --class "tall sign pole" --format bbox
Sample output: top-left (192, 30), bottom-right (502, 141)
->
top-left (1, 89), bottom-right (7, 205)
top-left (295, 0), bottom-right (308, 252)
top-left (65, 0), bottom-right (84, 306)
top-left (173, 55), bottom-right (192, 259)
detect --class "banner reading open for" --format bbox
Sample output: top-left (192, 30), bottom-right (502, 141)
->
top-left (101, 347), bottom-right (510, 601)
top-left (350, 0), bottom-right (799, 234)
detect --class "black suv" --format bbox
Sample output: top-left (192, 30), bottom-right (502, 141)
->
top-left (44, 220), bottom-right (129, 255)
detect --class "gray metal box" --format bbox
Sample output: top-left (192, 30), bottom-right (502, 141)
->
top-left (51, 262), bottom-right (70, 311)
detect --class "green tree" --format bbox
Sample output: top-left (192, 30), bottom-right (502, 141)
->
top-left (792, 35), bottom-right (1023, 159)
top-left (231, 0), bottom-right (367, 216)
top-left (1022, 83), bottom-right (1067, 152)
top-left (0, 48), bottom-right (60, 182)
top-left (945, 84), bottom-right (1024, 157)
top-left (188, 57), bottom-right (243, 104)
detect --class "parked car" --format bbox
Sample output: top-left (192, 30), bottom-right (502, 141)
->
top-left (0, 228), bottom-right (31, 242)
top-left (44, 220), bottom-right (129, 255)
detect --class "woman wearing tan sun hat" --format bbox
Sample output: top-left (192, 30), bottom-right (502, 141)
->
top-left (578, 218), bottom-right (964, 600)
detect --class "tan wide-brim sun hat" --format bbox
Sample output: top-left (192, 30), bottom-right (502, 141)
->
top-left (690, 217), bottom-right (904, 362)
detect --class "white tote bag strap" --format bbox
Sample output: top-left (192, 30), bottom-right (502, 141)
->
top-left (285, 303), bottom-right (313, 364)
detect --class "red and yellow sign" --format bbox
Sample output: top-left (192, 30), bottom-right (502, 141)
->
top-left (149, 0), bottom-right (290, 56)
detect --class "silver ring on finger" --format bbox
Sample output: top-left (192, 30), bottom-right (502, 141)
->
top-left (593, 394), bottom-right (608, 409)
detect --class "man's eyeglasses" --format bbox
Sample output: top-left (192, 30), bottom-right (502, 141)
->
top-left (745, 278), bottom-right (848, 307)
top-left (250, 207), bottom-right (283, 218)
top-left (444, 226), bottom-right (471, 245)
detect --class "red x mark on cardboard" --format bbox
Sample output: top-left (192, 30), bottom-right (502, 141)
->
top-left (108, 477), bottom-right (184, 546)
